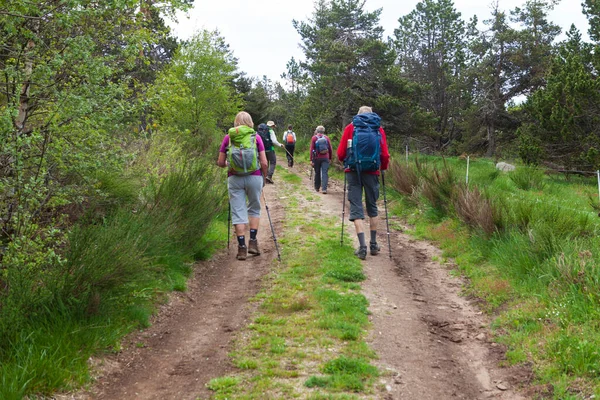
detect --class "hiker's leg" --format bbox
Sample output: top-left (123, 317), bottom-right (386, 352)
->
top-left (246, 175), bottom-right (263, 221)
top-left (347, 171), bottom-right (364, 222)
top-left (249, 217), bottom-right (260, 231)
top-left (285, 144), bottom-right (292, 167)
top-left (229, 175), bottom-right (249, 244)
top-left (314, 159), bottom-right (322, 191)
top-left (289, 144), bottom-right (295, 166)
top-left (363, 173), bottom-right (380, 220)
top-left (266, 151), bottom-right (276, 178)
top-left (363, 173), bottom-right (380, 247)
top-left (321, 160), bottom-right (330, 191)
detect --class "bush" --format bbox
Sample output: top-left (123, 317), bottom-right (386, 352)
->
top-left (0, 158), bottom-right (226, 397)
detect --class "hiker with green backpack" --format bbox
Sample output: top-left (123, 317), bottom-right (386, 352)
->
top-left (336, 106), bottom-right (390, 260)
top-left (217, 111), bottom-right (268, 261)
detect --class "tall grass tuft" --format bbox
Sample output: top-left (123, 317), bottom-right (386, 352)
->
top-left (416, 157), bottom-right (457, 215)
top-left (388, 160), bottom-right (419, 199)
top-left (509, 166), bottom-right (546, 191)
top-left (453, 185), bottom-right (504, 236)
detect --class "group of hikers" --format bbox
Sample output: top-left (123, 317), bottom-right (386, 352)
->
top-left (217, 106), bottom-right (390, 261)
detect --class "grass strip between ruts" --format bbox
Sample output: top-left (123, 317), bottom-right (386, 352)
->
top-left (207, 165), bottom-right (380, 399)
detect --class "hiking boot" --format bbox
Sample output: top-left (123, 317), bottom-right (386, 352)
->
top-left (322, 189), bottom-right (327, 194)
top-left (265, 176), bottom-right (274, 184)
top-left (354, 246), bottom-right (367, 260)
top-left (370, 242), bottom-right (381, 256)
top-left (236, 245), bottom-right (247, 260)
top-left (248, 239), bottom-right (260, 255)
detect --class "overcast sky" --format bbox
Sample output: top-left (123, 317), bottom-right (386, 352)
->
top-left (168, 0), bottom-right (590, 82)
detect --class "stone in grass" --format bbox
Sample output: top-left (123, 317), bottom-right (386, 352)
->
top-left (496, 162), bottom-right (516, 172)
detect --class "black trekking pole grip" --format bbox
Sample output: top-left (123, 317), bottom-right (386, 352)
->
top-left (262, 192), bottom-right (282, 262)
top-left (381, 171), bottom-right (392, 259)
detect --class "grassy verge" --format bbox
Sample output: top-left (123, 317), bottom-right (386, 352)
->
top-left (388, 155), bottom-right (600, 398)
top-left (207, 165), bottom-right (380, 399)
top-left (0, 160), bottom-right (227, 399)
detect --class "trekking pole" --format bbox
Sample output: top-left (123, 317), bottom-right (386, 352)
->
top-left (341, 172), bottom-right (347, 246)
top-left (262, 192), bottom-right (281, 261)
top-left (381, 171), bottom-right (392, 259)
top-left (227, 201), bottom-right (231, 252)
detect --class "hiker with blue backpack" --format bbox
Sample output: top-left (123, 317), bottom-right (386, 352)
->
top-left (336, 106), bottom-right (390, 260)
top-left (310, 125), bottom-right (333, 194)
top-left (217, 111), bottom-right (268, 261)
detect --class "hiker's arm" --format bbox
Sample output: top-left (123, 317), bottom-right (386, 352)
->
top-left (217, 152), bottom-right (227, 168)
top-left (309, 137), bottom-right (315, 162)
top-left (337, 124), bottom-right (352, 162)
top-left (270, 130), bottom-right (284, 147)
top-left (379, 127), bottom-right (390, 170)
top-left (217, 135), bottom-right (228, 167)
top-left (259, 150), bottom-right (268, 176)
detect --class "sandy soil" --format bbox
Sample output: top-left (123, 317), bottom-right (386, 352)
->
top-left (62, 159), bottom-right (531, 400)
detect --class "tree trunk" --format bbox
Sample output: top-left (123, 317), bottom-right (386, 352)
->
top-left (486, 122), bottom-right (496, 157)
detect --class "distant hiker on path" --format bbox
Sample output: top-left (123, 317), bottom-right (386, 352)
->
top-left (336, 106), bottom-right (390, 260)
top-left (310, 125), bottom-right (333, 194)
top-left (217, 111), bottom-right (269, 260)
top-left (258, 121), bottom-right (285, 184)
top-left (283, 124), bottom-right (297, 167)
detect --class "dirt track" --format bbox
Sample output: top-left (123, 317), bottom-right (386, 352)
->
top-left (65, 158), bottom-right (530, 400)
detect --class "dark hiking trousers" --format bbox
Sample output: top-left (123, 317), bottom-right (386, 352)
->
top-left (313, 158), bottom-right (330, 192)
top-left (285, 144), bottom-right (295, 166)
top-left (266, 150), bottom-right (277, 179)
top-left (346, 171), bottom-right (379, 221)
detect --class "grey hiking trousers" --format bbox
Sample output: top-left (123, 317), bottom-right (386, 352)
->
top-left (227, 174), bottom-right (263, 225)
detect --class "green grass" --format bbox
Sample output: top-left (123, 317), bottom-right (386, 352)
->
top-left (208, 164), bottom-right (380, 398)
top-left (389, 154), bottom-right (600, 398)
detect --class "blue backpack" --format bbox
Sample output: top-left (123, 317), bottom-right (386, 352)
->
top-left (315, 134), bottom-right (329, 154)
top-left (344, 112), bottom-right (381, 172)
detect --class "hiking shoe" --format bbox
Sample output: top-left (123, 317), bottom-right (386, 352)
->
top-left (236, 245), bottom-right (247, 260)
top-left (322, 190), bottom-right (327, 194)
top-left (370, 242), bottom-right (381, 256)
top-left (248, 239), bottom-right (260, 255)
top-left (265, 176), bottom-right (274, 184)
top-left (354, 246), bottom-right (367, 260)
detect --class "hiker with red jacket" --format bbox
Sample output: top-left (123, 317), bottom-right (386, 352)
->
top-left (310, 125), bottom-right (333, 194)
top-left (336, 106), bottom-right (390, 260)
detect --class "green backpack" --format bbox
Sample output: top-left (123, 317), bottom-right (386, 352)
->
top-left (228, 126), bottom-right (259, 175)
